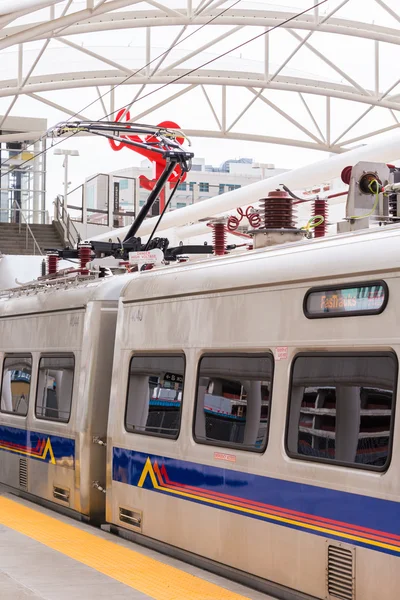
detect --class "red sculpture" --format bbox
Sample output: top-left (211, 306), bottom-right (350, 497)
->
top-left (108, 109), bottom-right (187, 212)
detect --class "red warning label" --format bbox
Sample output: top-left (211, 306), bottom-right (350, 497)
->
top-left (275, 346), bottom-right (288, 361)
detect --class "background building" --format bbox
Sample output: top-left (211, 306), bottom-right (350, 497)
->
top-left (73, 158), bottom-right (289, 238)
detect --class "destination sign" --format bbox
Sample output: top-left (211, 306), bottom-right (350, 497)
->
top-left (164, 372), bottom-right (184, 385)
top-left (304, 283), bottom-right (387, 318)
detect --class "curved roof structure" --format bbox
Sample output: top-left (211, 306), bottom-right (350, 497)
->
top-left (0, 0), bottom-right (400, 153)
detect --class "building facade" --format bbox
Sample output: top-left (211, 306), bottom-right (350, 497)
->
top-left (84, 157), bottom-right (289, 227)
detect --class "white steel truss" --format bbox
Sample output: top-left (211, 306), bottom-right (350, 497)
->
top-left (0, 0), bottom-right (400, 153)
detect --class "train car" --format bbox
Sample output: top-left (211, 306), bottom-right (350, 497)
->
top-left (0, 274), bottom-right (131, 523)
top-left (106, 225), bottom-right (400, 600)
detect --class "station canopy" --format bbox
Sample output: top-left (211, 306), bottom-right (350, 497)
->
top-left (0, 0), bottom-right (399, 154)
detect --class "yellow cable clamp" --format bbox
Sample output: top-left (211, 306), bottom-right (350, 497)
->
top-left (301, 215), bottom-right (325, 233)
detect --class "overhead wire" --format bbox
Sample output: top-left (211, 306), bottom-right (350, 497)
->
top-left (101, 0), bottom-right (330, 121)
top-left (0, 0), bottom-right (330, 184)
top-left (0, 0), bottom-right (242, 177)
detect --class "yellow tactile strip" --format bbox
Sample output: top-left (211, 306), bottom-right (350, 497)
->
top-left (0, 496), bottom-right (252, 600)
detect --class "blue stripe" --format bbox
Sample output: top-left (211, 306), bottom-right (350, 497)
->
top-left (112, 447), bottom-right (400, 555)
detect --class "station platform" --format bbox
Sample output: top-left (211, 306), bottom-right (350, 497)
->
top-left (0, 488), bottom-right (273, 600)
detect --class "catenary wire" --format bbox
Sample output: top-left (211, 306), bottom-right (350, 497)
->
top-left (0, 0), bottom-right (242, 176)
top-left (0, 0), bottom-right (329, 183)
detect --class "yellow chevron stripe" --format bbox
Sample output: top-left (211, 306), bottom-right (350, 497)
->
top-left (138, 458), bottom-right (400, 555)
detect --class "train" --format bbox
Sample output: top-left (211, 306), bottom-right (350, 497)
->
top-left (1, 157), bottom-right (400, 600)
top-left (0, 221), bottom-right (398, 600)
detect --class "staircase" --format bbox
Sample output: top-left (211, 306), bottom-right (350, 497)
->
top-left (0, 222), bottom-right (65, 256)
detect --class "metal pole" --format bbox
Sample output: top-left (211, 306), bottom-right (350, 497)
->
top-left (63, 154), bottom-right (69, 205)
top-left (123, 160), bottom-right (176, 241)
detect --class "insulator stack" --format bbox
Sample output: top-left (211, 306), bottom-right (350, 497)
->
top-left (79, 243), bottom-right (92, 275)
top-left (313, 199), bottom-right (328, 237)
top-left (259, 190), bottom-right (297, 229)
top-left (211, 221), bottom-right (226, 256)
top-left (47, 252), bottom-right (59, 275)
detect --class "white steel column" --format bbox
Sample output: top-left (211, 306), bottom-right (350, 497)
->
top-left (33, 140), bottom-right (41, 223)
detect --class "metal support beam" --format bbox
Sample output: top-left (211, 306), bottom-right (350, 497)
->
top-left (59, 37), bottom-right (133, 75)
top-left (326, 96), bottom-right (331, 147)
top-left (248, 87), bottom-right (324, 145)
top-left (158, 25), bottom-right (243, 75)
top-left (201, 85), bottom-right (221, 130)
top-left (28, 92), bottom-right (89, 120)
top-left (17, 44), bottom-right (23, 87)
top-left (226, 88), bottom-right (263, 133)
top-left (129, 84), bottom-right (197, 122)
top-left (222, 85), bottom-right (226, 132)
top-left (298, 92), bottom-right (326, 142)
top-left (146, 27), bottom-right (151, 76)
top-left (374, 0), bottom-right (400, 24)
top-left (96, 86), bottom-right (108, 117)
top-left (264, 28), bottom-right (269, 80)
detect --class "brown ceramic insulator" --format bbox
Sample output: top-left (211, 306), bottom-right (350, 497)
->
top-left (212, 222), bottom-right (226, 256)
top-left (259, 190), bottom-right (297, 229)
top-left (313, 199), bottom-right (328, 238)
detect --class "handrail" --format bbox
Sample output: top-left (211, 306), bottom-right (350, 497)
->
top-left (54, 195), bottom-right (80, 247)
top-left (19, 210), bottom-right (43, 256)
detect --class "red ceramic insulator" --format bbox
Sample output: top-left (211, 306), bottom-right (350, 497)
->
top-left (212, 222), bottom-right (226, 256)
top-left (259, 189), bottom-right (297, 229)
top-left (79, 244), bottom-right (92, 275)
top-left (341, 166), bottom-right (352, 185)
top-left (313, 199), bottom-right (328, 238)
top-left (47, 253), bottom-right (58, 275)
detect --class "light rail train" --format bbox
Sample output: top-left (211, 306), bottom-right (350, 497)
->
top-left (0, 221), bottom-right (399, 600)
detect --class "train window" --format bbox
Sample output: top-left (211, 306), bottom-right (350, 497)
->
top-left (35, 356), bottom-right (75, 423)
top-left (125, 355), bottom-right (185, 439)
top-left (194, 354), bottom-right (273, 452)
top-left (286, 353), bottom-right (397, 470)
top-left (0, 356), bottom-right (32, 416)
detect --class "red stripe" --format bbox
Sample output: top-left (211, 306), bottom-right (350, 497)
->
top-left (154, 463), bottom-right (400, 545)
top-left (0, 437), bottom-right (46, 458)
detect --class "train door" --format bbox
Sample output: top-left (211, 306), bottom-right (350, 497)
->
top-left (0, 353), bottom-right (33, 491)
top-left (28, 352), bottom-right (77, 510)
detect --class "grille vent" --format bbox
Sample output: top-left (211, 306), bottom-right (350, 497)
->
top-left (53, 486), bottom-right (70, 504)
top-left (119, 507), bottom-right (142, 531)
top-left (19, 458), bottom-right (28, 489)
top-left (327, 544), bottom-right (355, 600)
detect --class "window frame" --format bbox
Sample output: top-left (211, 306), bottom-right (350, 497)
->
top-left (303, 280), bottom-right (389, 319)
top-left (35, 353), bottom-right (75, 424)
top-left (285, 351), bottom-right (398, 473)
top-left (0, 353), bottom-right (33, 417)
top-left (124, 353), bottom-right (186, 441)
top-left (192, 352), bottom-right (275, 453)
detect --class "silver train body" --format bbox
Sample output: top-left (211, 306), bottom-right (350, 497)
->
top-left (2, 226), bottom-right (400, 600)
top-left (0, 276), bottom-right (130, 522)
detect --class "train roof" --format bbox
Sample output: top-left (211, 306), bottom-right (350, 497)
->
top-left (120, 225), bottom-right (400, 304)
top-left (0, 273), bottom-right (134, 317)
